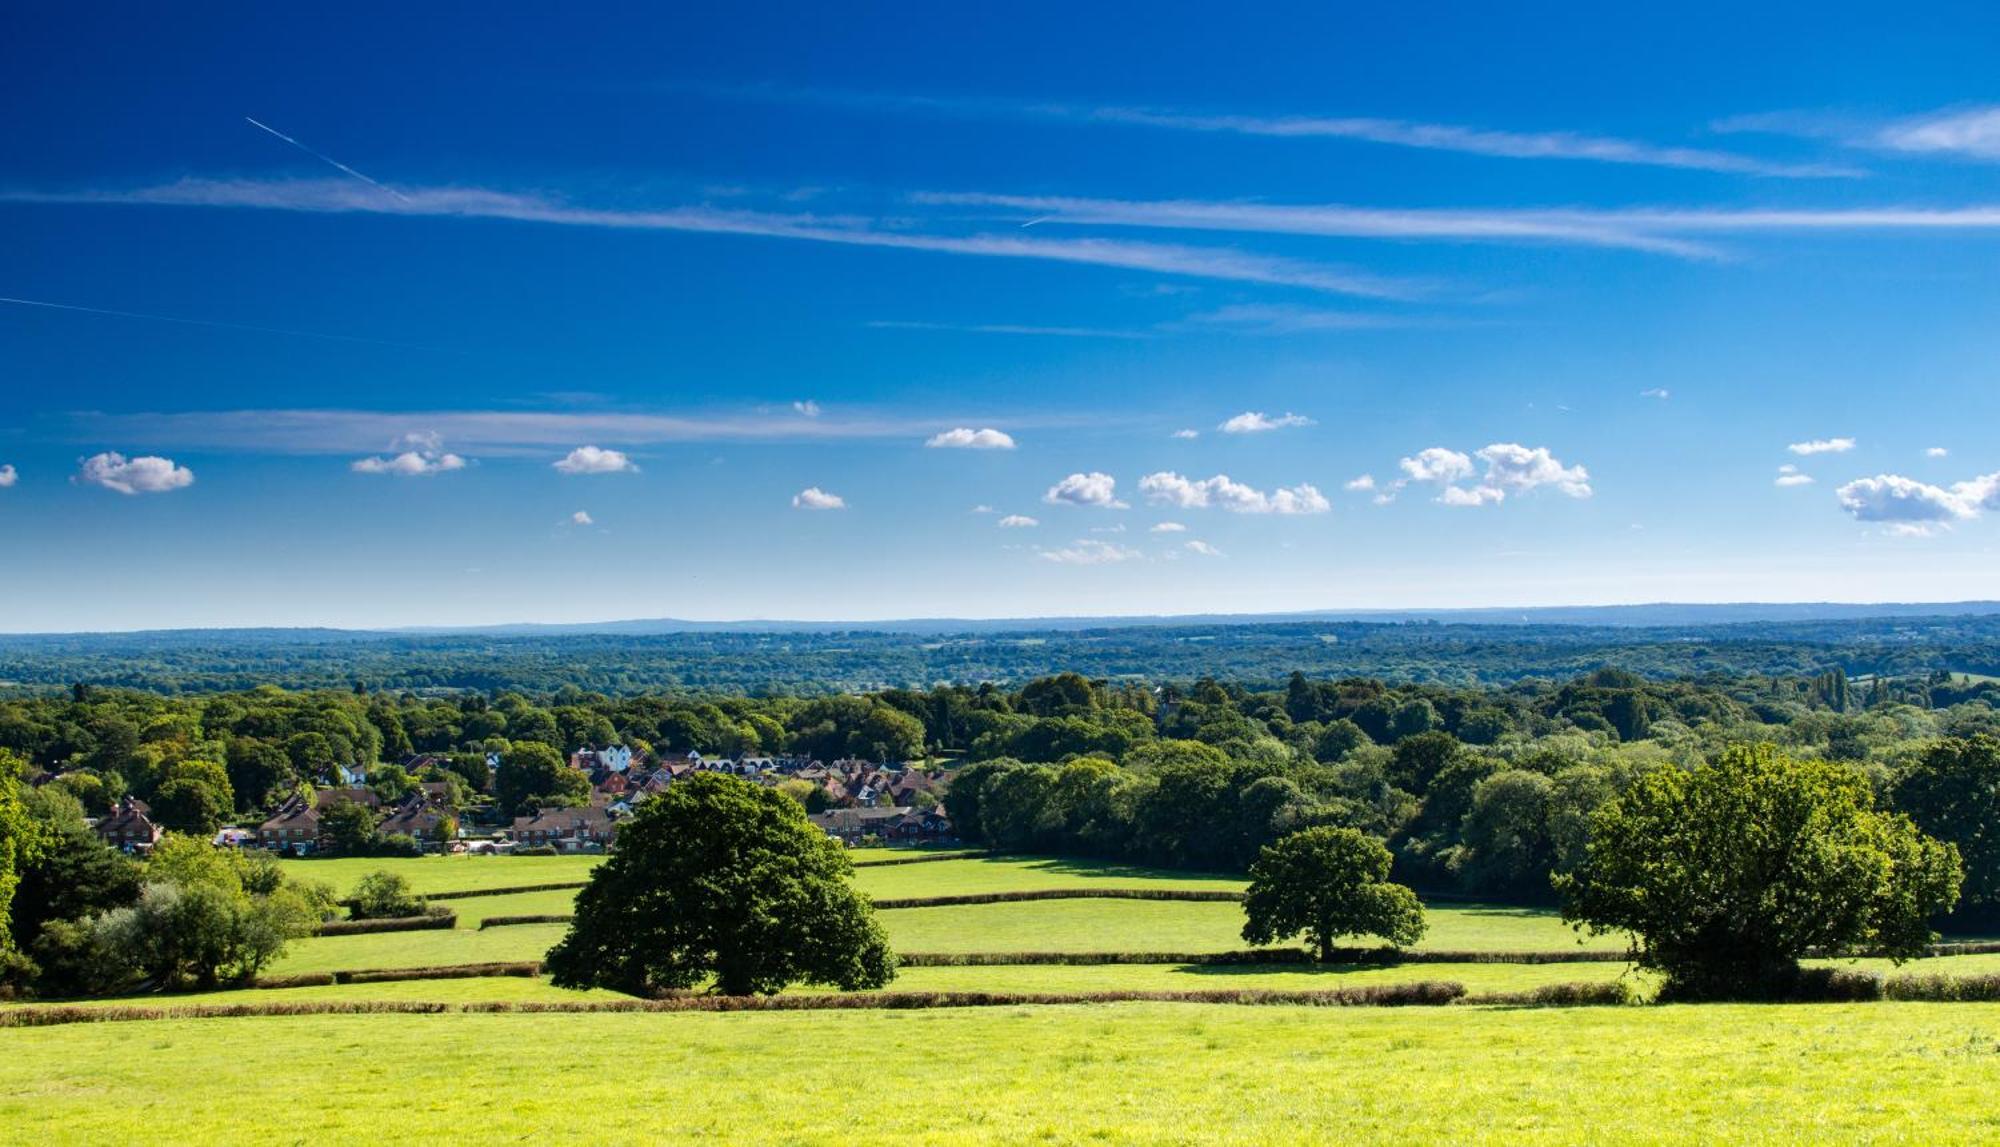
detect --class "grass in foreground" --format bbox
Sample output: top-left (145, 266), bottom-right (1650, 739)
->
top-left (7, 1003), bottom-right (2000, 1142)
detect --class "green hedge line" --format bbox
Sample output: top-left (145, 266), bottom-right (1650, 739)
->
top-left (870, 888), bottom-right (1244, 910)
top-left (894, 947), bottom-right (1627, 966)
top-left (478, 914), bottom-right (574, 930)
top-left (424, 882), bottom-right (590, 902)
top-left (254, 962), bottom-right (543, 989)
top-left (314, 912), bottom-right (457, 937)
top-left (0, 981), bottom-right (1469, 1028)
top-left (849, 850), bottom-right (989, 868)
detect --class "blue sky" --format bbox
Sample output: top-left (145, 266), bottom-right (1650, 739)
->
top-left (4, 2), bottom-right (2000, 630)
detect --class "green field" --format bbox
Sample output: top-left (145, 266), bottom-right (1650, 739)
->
top-left (276, 853), bottom-right (601, 897)
top-left (267, 924), bottom-right (570, 976)
top-left (850, 855), bottom-right (1246, 899)
top-left (8, 1003), bottom-right (2000, 1142)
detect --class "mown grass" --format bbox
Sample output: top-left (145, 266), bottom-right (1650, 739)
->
top-left (275, 854), bottom-right (601, 896)
top-left (29, 976), bottom-right (625, 1010)
top-left (445, 888), bottom-right (581, 926)
top-left (849, 855), bottom-right (1246, 899)
top-left (7, 1003), bottom-right (2000, 1142)
top-left (852, 960), bottom-right (1639, 996)
top-left (265, 923), bottom-right (568, 976)
top-left (877, 897), bottom-right (1622, 955)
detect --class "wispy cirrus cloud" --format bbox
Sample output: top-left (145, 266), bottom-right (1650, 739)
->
top-left (916, 191), bottom-right (2000, 261)
top-left (63, 406), bottom-right (1062, 456)
top-left (711, 85), bottom-right (1854, 178)
top-left (5, 178), bottom-right (1423, 299)
top-left (1722, 105), bottom-right (2000, 163)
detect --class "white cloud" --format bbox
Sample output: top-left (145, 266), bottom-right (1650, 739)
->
top-left (793, 400), bottom-right (822, 418)
top-left (1640, 388), bottom-right (1671, 399)
top-left (1219, 411), bottom-right (1315, 434)
top-left (1185, 540), bottom-right (1225, 557)
top-left (0, 464), bottom-right (15, 488)
top-left (792, 486), bottom-right (846, 510)
top-left (1927, 446), bottom-right (1951, 458)
top-left (1344, 474), bottom-right (1376, 491)
top-left (1039, 539), bottom-right (1139, 565)
top-left (1789, 437), bottom-right (1856, 456)
top-left (1392, 443), bottom-right (1590, 506)
top-left (571, 511), bottom-right (595, 526)
top-left (351, 449), bottom-right (467, 476)
top-left (1043, 472), bottom-right (1126, 509)
top-left (925, 427), bottom-right (1017, 450)
top-left (1137, 471), bottom-right (1330, 514)
top-left (1775, 472), bottom-right (1815, 487)
top-left (1150, 521), bottom-right (1187, 533)
top-left (553, 445), bottom-right (638, 474)
top-left (76, 451), bottom-right (195, 495)
top-left (1171, 429), bottom-right (1200, 440)
top-left (1836, 474), bottom-right (1973, 531)
top-left (997, 514), bottom-right (1039, 528)
top-left (1877, 105), bottom-right (2000, 160)
top-left (1398, 448), bottom-right (1475, 485)
top-left (1438, 484), bottom-right (1505, 507)
top-left (1089, 523), bottom-right (1128, 534)
top-left (1474, 443), bottom-right (1593, 499)
top-left (970, 504), bottom-right (996, 514)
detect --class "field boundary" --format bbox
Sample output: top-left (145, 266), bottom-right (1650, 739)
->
top-left (870, 888), bottom-right (1244, 909)
top-left (0, 982), bottom-right (1472, 1027)
top-left (478, 914), bottom-right (573, 930)
top-left (315, 913), bottom-right (456, 937)
top-left (896, 946), bottom-right (1629, 966)
top-left (850, 850), bottom-right (990, 867)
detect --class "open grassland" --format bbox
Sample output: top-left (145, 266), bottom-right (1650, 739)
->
top-left (276, 853), bottom-right (601, 896)
top-left (448, 888), bottom-right (583, 925)
top-left (266, 923), bottom-right (569, 976)
top-left (877, 896), bottom-right (1622, 955)
top-left (33, 975), bottom-right (627, 1010)
top-left (849, 855), bottom-right (1246, 899)
top-left (8, 1003), bottom-right (2000, 1143)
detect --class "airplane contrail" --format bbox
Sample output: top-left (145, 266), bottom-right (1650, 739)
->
top-left (1019, 216), bottom-right (1051, 228)
top-left (244, 116), bottom-right (410, 202)
top-left (0, 295), bottom-right (436, 348)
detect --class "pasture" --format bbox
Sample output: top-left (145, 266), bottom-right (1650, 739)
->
top-left (8, 1004), bottom-right (2000, 1143)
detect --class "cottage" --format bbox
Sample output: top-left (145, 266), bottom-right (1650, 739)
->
top-left (259, 795), bottom-right (322, 855)
top-left (379, 792), bottom-right (450, 843)
top-left (94, 796), bottom-right (163, 852)
top-left (509, 806), bottom-right (617, 851)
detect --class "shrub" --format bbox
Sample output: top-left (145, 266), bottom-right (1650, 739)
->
top-left (348, 871), bottom-right (424, 920)
top-left (1885, 972), bottom-right (2000, 1002)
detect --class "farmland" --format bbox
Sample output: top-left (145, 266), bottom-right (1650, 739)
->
top-left (9, 1004), bottom-right (2000, 1143)
top-left (13, 847), bottom-right (2000, 1143)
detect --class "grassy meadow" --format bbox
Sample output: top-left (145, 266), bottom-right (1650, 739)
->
top-left (8, 1003), bottom-right (2000, 1143)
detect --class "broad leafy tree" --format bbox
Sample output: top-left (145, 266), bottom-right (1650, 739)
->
top-left (1892, 735), bottom-right (2000, 908)
top-left (1241, 826), bottom-right (1426, 960)
top-left (1558, 744), bottom-right (1962, 999)
top-left (547, 773), bottom-right (895, 996)
top-left (495, 742), bottom-right (588, 816)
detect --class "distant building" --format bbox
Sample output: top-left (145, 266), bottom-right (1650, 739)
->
top-left (94, 796), bottom-right (163, 852)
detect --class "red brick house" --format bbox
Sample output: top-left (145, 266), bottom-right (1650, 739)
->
top-left (94, 796), bottom-right (163, 852)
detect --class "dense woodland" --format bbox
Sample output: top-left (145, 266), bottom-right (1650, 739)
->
top-left (5, 660), bottom-right (2000, 917)
top-left (9, 612), bottom-right (2000, 694)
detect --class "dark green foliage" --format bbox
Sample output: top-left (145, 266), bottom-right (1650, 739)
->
top-left (8, 790), bottom-right (139, 952)
top-left (495, 743), bottom-right (588, 816)
top-left (317, 800), bottom-right (380, 857)
top-left (1892, 735), bottom-right (2000, 907)
top-left (150, 778), bottom-right (225, 835)
top-left (546, 773), bottom-right (896, 996)
top-left (1241, 827), bottom-right (1427, 960)
top-left (1557, 745), bottom-right (1964, 1000)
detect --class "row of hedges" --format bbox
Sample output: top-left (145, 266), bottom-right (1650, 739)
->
top-left (894, 946), bottom-right (1626, 966)
top-left (424, 882), bottom-right (591, 902)
top-left (0, 981), bottom-right (1470, 1027)
top-left (849, 850), bottom-right (990, 868)
top-left (478, 914), bottom-right (574, 930)
top-left (254, 962), bottom-right (542, 989)
top-left (869, 888), bottom-right (1244, 910)
top-left (314, 911), bottom-right (457, 937)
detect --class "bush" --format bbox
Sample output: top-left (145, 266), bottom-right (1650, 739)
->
top-left (314, 912), bottom-right (456, 937)
top-left (515, 845), bottom-right (559, 857)
top-left (1885, 972), bottom-right (2000, 1002)
top-left (348, 871), bottom-right (424, 921)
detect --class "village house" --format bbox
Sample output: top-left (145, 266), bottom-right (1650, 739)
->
top-left (259, 795), bottom-right (321, 855)
top-left (379, 792), bottom-right (451, 843)
top-left (93, 795), bottom-right (163, 852)
top-left (508, 805), bottom-right (617, 851)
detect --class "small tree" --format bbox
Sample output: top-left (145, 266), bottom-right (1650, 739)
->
top-left (496, 743), bottom-right (589, 816)
top-left (546, 772), bottom-right (895, 996)
top-left (319, 800), bottom-right (380, 856)
top-left (1558, 744), bottom-right (1962, 1000)
top-left (349, 871), bottom-right (424, 920)
top-left (1241, 826), bottom-right (1426, 960)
